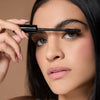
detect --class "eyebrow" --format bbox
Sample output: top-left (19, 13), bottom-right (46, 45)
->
top-left (56, 19), bottom-right (87, 28)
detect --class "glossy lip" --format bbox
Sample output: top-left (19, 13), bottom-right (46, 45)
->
top-left (47, 66), bottom-right (72, 80)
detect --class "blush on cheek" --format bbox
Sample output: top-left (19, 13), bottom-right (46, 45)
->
top-left (71, 37), bottom-right (95, 64)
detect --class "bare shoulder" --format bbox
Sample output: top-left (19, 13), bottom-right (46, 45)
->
top-left (9, 96), bottom-right (35, 100)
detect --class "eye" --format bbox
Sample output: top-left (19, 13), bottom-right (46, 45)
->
top-left (31, 33), bottom-right (47, 47)
top-left (36, 38), bottom-right (47, 47)
top-left (64, 32), bottom-right (80, 39)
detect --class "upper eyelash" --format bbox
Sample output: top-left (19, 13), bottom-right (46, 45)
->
top-left (32, 37), bottom-right (46, 43)
top-left (64, 31), bottom-right (81, 36)
top-left (31, 33), bottom-right (47, 42)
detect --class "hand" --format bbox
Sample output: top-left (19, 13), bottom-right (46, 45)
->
top-left (0, 19), bottom-right (29, 83)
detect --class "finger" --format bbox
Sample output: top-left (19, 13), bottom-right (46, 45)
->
top-left (0, 32), bottom-right (22, 60)
top-left (6, 19), bottom-right (29, 25)
top-left (0, 19), bottom-right (27, 39)
top-left (12, 34), bottom-right (22, 43)
top-left (0, 42), bottom-right (18, 62)
top-left (12, 33), bottom-right (28, 43)
top-left (7, 19), bottom-right (29, 39)
top-left (21, 30), bottom-right (28, 39)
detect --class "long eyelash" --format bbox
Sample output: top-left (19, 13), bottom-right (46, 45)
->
top-left (63, 31), bottom-right (82, 37)
top-left (63, 28), bottom-right (81, 35)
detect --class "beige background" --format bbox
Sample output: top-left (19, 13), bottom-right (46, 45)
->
top-left (0, 0), bottom-right (35, 100)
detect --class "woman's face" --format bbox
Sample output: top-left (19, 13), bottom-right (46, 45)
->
top-left (32, 0), bottom-right (95, 95)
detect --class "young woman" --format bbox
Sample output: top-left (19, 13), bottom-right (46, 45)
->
top-left (0, 0), bottom-right (100, 100)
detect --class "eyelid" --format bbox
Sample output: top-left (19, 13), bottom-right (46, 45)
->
top-left (31, 33), bottom-right (47, 43)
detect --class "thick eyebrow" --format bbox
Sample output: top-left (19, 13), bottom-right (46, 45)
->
top-left (56, 19), bottom-right (87, 28)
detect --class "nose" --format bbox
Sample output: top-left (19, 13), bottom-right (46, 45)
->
top-left (46, 39), bottom-right (64, 61)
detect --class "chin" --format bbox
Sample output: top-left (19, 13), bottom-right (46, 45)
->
top-left (48, 80), bottom-right (76, 95)
top-left (51, 87), bottom-right (73, 95)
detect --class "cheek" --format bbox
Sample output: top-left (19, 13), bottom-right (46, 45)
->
top-left (68, 35), bottom-right (95, 81)
top-left (72, 37), bottom-right (95, 65)
top-left (36, 48), bottom-right (46, 69)
top-left (36, 52), bottom-right (42, 68)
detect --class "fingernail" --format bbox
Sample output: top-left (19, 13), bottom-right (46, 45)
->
top-left (20, 19), bottom-right (29, 22)
top-left (15, 56), bottom-right (19, 63)
top-left (22, 31), bottom-right (28, 39)
top-left (17, 52), bottom-right (22, 60)
top-left (19, 54), bottom-right (23, 60)
top-left (16, 30), bottom-right (24, 39)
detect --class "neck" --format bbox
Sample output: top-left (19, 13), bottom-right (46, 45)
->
top-left (58, 79), bottom-right (95, 100)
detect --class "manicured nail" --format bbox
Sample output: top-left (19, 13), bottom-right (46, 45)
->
top-left (16, 30), bottom-right (24, 39)
top-left (17, 52), bottom-right (22, 60)
top-left (22, 31), bottom-right (28, 39)
top-left (19, 54), bottom-right (23, 60)
top-left (16, 57), bottom-right (19, 63)
top-left (20, 19), bottom-right (29, 22)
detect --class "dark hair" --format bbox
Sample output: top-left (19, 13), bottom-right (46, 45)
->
top-left (27, 0), bottom-right (100, 100)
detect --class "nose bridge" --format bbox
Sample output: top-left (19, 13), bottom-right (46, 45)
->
top-left (48, 37), bottom-right (58, 52)
top-left (46, 36), bottom-right (64, 61)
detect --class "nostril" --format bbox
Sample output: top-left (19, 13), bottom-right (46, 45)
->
top-left (55, 56), bottom-right (60, 59)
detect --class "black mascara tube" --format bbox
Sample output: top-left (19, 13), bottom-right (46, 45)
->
top-left (20, 25), bottom-right (38, 33)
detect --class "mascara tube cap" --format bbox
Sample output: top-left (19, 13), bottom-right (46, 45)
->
top-left (20, 25), bottom-right (38, 33)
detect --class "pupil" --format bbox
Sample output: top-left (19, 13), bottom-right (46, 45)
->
top-left (40, 39), bottom-right (46, 43)
top-left (69, 33), bottom-right (73, 36)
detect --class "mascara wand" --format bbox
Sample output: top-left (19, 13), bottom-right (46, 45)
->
top-left (20, 25), bottom-right (81, 33)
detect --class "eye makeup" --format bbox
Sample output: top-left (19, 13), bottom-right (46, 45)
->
top-left (31, 27), bottom-right (82, 47)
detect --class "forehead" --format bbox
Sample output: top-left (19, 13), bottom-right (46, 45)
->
top-left (33, 0), bottom-right (87, 28)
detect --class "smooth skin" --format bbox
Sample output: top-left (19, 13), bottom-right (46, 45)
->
top-left (0, 19), bottom-right (28, 83)
top-left (33, 0), bottom-right (95, 100)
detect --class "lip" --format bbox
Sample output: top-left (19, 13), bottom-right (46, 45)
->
top-left (47, 66), bottom-right (71, 80)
